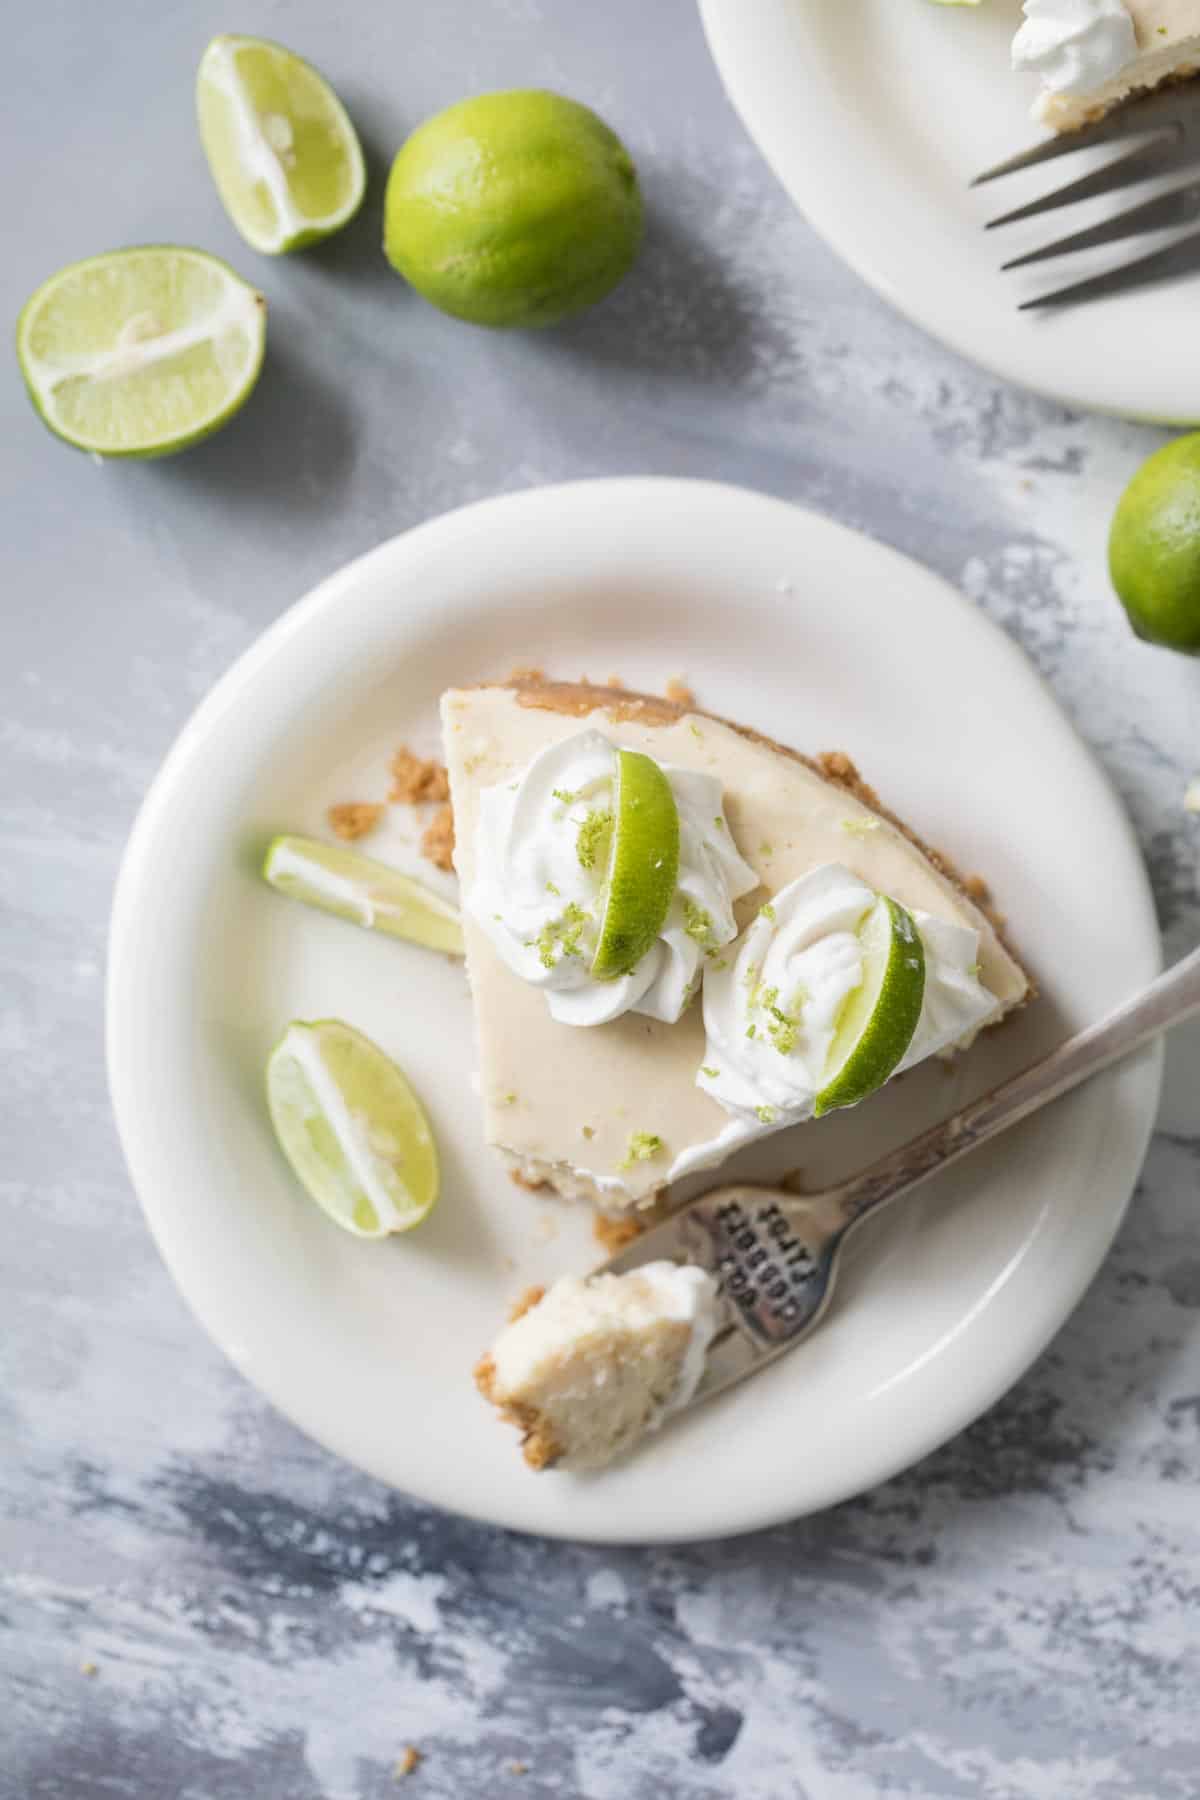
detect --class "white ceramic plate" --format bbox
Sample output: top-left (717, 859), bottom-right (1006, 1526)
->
top-left (700, 0), bottom-right (1200, 423)
top-left (107, 479), bottom-right (1161, 1543)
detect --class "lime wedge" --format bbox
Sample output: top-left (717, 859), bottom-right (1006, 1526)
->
top-left (814, 896), bottom-right (926, 1117)
top-left (591, 749), bottom-right (680, 980)
top-left (197, 35), bottom-right (366, 254)
top-left (267, 1020), bottom-right (439, 1236)
top-left (263, 835), bottom-right (464, 956)
top-left (16, 247), bottom-right (265, 458)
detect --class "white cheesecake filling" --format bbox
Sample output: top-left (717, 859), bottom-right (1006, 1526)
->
top-left (491, 1261), bottom-right (719, 1433)
top-left (1012, 0), bottom-right (1136, 95)
top-left (467, 729), bottom-right (758, 1027)
top-left (695, 863), bottom-right (1000, 1138)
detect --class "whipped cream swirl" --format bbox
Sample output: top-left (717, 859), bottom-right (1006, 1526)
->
top-left (698, 864), bottom-right (1000, 1129)
top-left (1012, 0), bottom-right (1136, 96)
top-left (468, 730), bottom-right (759, 1027)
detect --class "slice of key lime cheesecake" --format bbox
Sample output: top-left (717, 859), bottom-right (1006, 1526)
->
top-left (442, 679), bottom-right (1031, 1211)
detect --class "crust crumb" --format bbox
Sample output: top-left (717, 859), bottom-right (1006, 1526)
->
top-left (327, 802), bottom-right (382, 842)
top-left (394, 1746), bottom-right (422, 1780)
top-left (593, 1213), bottom-right (645, 1256)
top-left (964, 873), bottom-right (991, 903)
top-left (606, 674), bottom-right (625, 689)
top-left (390, 747), bottom-right (449, 805)
top-left (521, 1427), bottom-right (562, 1471)
top-left (508, 1284), bottom-right (546, 1324)
top-left (474, 1352), bottom-right (498, 1401)
top-left (816, 749), bottom-right (881, 810)
top-left (510, 1762), bottom-right (529, 1776)
top-left (507, 665), bottom-right (546, 686)
top-left (510, 1169), bottom-right (552, 1194)
top-left (664, 677), bottom-right (695, 707)
top-left (79, 1660), bottom-right (98, 1678)
top-left (420, 803), bottom-right (455, 873)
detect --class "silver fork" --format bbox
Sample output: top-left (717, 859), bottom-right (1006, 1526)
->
top-left (973, 82), bottom-right (1200, 308)
top-left (602, 945), bottom-right (1200, 1414)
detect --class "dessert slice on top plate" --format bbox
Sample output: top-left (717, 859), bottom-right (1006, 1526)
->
top-left (442, 678), bottom-right (1031, 1217)
top-left (1014, 0), bottom-right (1200, 130)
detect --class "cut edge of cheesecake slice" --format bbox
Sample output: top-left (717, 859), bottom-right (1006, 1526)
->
top-left (443, 677), bottom-right (1034, 1209)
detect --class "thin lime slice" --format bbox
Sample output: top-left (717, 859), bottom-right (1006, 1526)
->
top-left (267, 1020), bottom-right (439, 1236)
top-left (263, 835), bottom-right (464, 956)
top-left (814, 896), bottom-right (926, 1117)
top-left (591, 749), bottom-right (680, 980)
top-left (16, 247), bottom-right (265, 458)
top-left (197, 35), bottom-right (366, 254)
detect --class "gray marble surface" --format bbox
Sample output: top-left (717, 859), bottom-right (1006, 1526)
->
top-left (3, 2), bottom-right (1199, 1795)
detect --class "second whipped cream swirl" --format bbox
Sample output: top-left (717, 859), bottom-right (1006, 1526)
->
top-left (698, 864), bottom-right (1000, 1127)
top-left (468, 729), bottom-right (759, 1027)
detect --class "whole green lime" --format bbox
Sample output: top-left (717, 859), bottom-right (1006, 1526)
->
top-left (383, 89), bottom-right (643, 329)
top-left (1109, 434), bottom-right (1200, 654)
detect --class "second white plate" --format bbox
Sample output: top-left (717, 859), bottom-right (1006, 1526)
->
top-left (701, 0), bottom-right (1200, 422)
top-left (107, 479), bottom-right (1161, 1542)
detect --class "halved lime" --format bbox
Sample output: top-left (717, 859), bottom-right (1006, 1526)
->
top-left (814, 896), bottom-right (926, 1117)
top-left (591, 750), bottom-right (680, 980)
top-left (197, 35), bottom-right (366, 254)
top-left (267, 1020), bottom-right (439, 1236)
top-left (16, 247), bottom-right (265, 457)
top-left (263, 835), bottom-right (464, 956)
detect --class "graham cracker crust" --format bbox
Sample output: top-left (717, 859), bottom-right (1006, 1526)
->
top-left (474, 1329), bottom-right (563, 1471)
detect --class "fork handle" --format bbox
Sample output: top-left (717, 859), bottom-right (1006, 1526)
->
top-left (833, 944), bottom-right (1200, 1229)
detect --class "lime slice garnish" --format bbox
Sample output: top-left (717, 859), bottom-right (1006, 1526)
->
top-left (263, 835), bottom-right (464, 956)
top-left (814, 895), bottom-right (926, 1117)
top-left (267, 1020), bottom-right (439, 1236)
top-left (16, 247), bottom-right (265, 458)
top-left (197, 34), bottom-right (366, 255)
top-left (590, 749), bottom-right (680, 980)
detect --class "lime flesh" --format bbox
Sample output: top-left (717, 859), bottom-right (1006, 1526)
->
top-left (16, 247), bottom-right (265, 457)
top-left (383, 89), bottom-right (644, 328)
top-left (267, 1020), bottom-right (439, 1237)
top-left (263, 835), bottom-right (464, 956)
top-left (197, 35), bottom-right (366, 254)
top-left (591, 750), bottom-right (680, 981)
top-left (814, 896), bottom-right (926, 1117)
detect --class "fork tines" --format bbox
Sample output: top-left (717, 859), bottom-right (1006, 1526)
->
top-left (975, 79), bottom-right (1200, 308)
